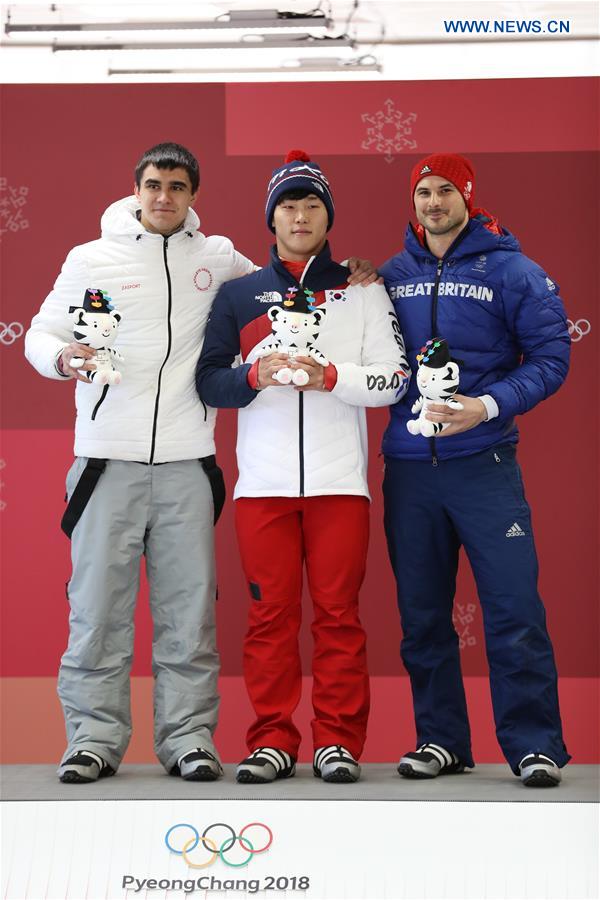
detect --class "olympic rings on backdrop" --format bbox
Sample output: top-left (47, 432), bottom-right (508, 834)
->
top-left (202, 822), bottom-right (236, 853)
top-left (239, 822), bottom-right (273, 854)
top-left (165, 823), bottom-right (199, 854)
top-left (0, 322), bottom-right (24, 346)
top-left (218, 836), bottom-right (254, 868)
top-left (183, 835), bottom-right (217, 870)
top-left (165, 822), bottom-right (272, 868)
top-left (567, 319), bottom-right (591, 342)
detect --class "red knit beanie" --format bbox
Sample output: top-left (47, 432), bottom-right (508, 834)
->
top-left (410, 153), bottom-right (475, 211)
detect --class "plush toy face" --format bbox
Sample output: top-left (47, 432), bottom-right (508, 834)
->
top-left (416, 361), bottom-right (460, 400)
top-left (267, 306), bottom-right (326, 347)
top-left (72, 308), bottom-right (121, 350)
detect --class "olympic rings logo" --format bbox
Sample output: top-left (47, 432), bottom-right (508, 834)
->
top-left (0, 322), bottom-right (24, 346)
top-left (567, 319), bottom-right (591, 342)
top-left (165, 822), bottom-right (272, 869)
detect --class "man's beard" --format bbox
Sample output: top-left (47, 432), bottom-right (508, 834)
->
top-left (423, 213), bottom-right (460, 235)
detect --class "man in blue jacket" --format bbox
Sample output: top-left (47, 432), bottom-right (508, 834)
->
top-left (380, 152), bottom-right (570, 786)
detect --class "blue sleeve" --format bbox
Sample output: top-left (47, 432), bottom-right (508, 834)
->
top-left (486, 261), bottom-right (571, 418)
top-left (378, 255), bottom-right (397, 289)
top-left (195, 284), bottom-right (258, 409)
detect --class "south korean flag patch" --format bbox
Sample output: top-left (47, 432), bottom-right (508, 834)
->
top-left (325, 288), bottom-right (347, 303)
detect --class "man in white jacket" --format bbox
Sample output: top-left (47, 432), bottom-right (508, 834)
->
top-left (25, 142), bottom-right (257, 783)
top-left (196, 151), bottom-right (410, 784)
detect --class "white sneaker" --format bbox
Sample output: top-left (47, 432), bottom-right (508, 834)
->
top-left (58, 750), bottom-right (114, 784)
top-left (398, 743), bottom-right (464, 778)
top-left (177, 748), bottom-right (223, 781)
top-left (519, 753), bottom-right (561, 787)
top-left (236, 748), bottom-right (296, 784)
top-left (313, 745), bottom-right (361, 783)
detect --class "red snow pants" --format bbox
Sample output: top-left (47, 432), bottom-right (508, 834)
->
top-left (235, 495), bottom-right (370, 759)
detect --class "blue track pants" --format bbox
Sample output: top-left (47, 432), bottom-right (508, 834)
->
top-left (383, 443), bottom-right (570, 773)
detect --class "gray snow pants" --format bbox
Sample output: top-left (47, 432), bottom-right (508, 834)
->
top-left (58, 458), bottom-right (220, 773)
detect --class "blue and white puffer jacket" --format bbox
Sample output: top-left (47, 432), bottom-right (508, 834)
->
top-left (379, 214), bottom-right (570, 461)
top-left (196, 243), bottom-right (409, 499)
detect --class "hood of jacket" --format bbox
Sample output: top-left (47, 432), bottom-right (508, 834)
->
top-left (100, 195), bottom-right (201, 239)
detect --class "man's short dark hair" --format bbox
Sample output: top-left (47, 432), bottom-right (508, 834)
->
top-left (276, 188), bottom-right (320, 204)
top-left (135, 142), bottom-right (200, 194)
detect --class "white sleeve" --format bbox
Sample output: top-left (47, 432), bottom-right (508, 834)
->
top-left (24, 247), bottom-right (90, 380)
top-left (331, 284), bottom-right (410, 408)
top-left (478, 394), bottom-right (499, 420)
top-left (230, 245), bottom-right (258, 278)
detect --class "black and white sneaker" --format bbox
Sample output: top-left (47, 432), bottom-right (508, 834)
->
top-left (398, 743), bottom-right (465, 779)
top-left (236, 748), bottom-right (296, 784)
top-left (519, 753), bottom-right (561, 787)
top-left (313, 745), bottom-right (361, 783)
top-left (174, 748), bottom-right (223, 782)
top-left (58, 751), bottom-right (115, 784)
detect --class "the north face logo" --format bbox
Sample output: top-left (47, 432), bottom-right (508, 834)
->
top-left (255, 291), bottom-right (282, 304)
top-left (420, 165), bottom-right (432, 174)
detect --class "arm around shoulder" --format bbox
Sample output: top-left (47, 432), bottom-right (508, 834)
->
top-left (228, 240), bottom-right (257, 279)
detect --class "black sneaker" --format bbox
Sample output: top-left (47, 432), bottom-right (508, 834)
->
top-left (519, 753), bottom-right (561, 787)
top-left (313, 745), bottom-right (361, 783)
top-left (398, 743), bottom-right (465, 779)
top-left (174, 748), bottom-right (223, 782)
top-left (58, 751), bottom-right (115, 784)
top-left (236, 748), bottom-right (296, 784)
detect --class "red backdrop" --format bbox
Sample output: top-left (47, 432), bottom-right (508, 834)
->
top-left (1, 78), bottom-right (597, 760)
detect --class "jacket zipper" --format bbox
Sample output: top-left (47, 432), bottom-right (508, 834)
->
top-left (149, 237), bottom-right (173, 464)
top-left (425, 223), bottom-right (474, 467)
top-left (298, 393), bottom-right (305, 496)
top-left (430, 258), bottom-right (444, 337)
top-left (295, 256), bottom-right (315, 496)
top-left (429, 258), bottom-right (444, 466)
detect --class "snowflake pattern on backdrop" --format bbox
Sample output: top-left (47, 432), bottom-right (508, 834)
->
top-left (453, 601), bottom-right (477, 649)
top-left (361, 99), bottom-right (417, 163)
top-left (0, 459), bottom-right (5, 512)
top-left (0, 178), bottom-right (29, 239)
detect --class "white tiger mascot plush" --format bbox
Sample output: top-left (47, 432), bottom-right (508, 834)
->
top-left (407, 337), bottom-right (463, 437)
top-left (69, 289), bottom-right (124, 385)
top-left (261, 285), bottom-right (327, 386)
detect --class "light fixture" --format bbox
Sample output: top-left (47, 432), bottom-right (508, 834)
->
top-left (48, 34), bottom-right (355, 52)
top-left (4, 8), bottom-right (332, 33)
top-left (109, 55), bottom-right (381, 75)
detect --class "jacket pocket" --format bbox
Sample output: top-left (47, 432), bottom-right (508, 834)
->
top-left (491, 446), bottom-right (526, 507)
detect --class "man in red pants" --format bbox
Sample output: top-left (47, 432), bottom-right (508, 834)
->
top-left (196, 151), bottom-right (409, 783)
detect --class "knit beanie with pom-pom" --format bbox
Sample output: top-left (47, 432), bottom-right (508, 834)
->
top-left (265, 149), bottom-right (335, 232)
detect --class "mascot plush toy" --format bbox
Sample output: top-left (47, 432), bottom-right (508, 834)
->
top-left (261, 285), bottom-right (327, 386)
top-left (407, 337), bottom-right (463, 436)
top-left (69, 289), bottom-right (124, 385)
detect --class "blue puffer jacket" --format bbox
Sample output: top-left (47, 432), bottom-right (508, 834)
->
top-left (379, 214), bottom-right (570, 461)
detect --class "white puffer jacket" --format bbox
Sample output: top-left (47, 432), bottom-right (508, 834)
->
top-left (25, 197), bottom-right (254, 462)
